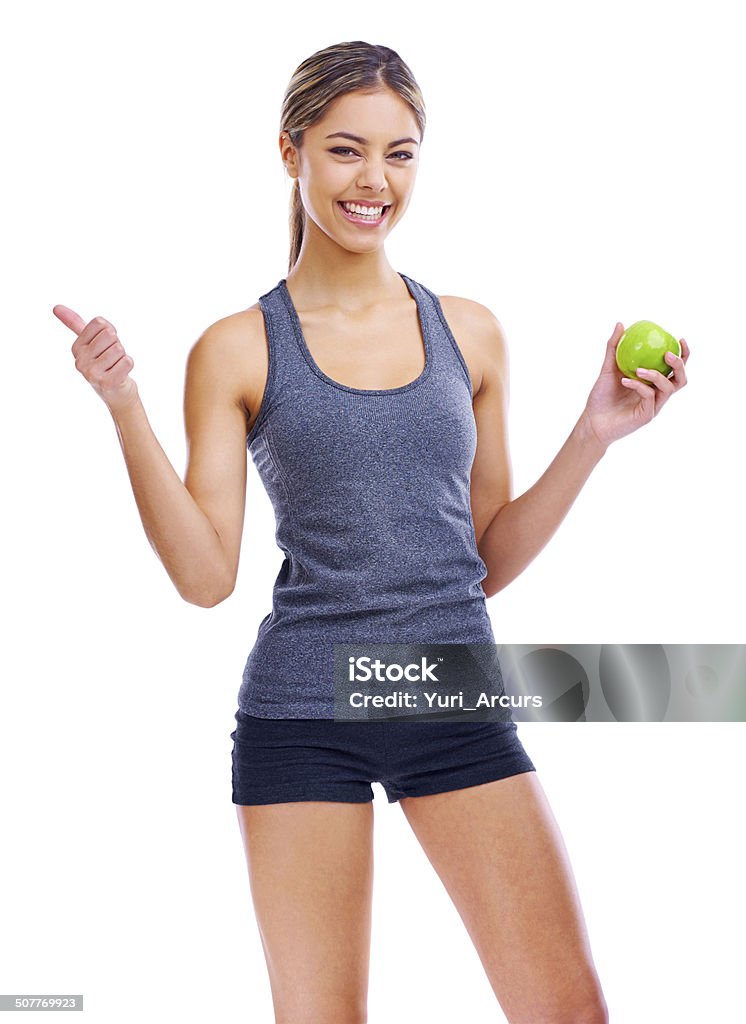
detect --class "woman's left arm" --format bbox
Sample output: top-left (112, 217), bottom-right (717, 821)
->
top-left (470, 313), bottom-right (690, 598)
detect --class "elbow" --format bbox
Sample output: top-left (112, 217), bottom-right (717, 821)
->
top-left (180, 576), bottom-right (236, 608)
top-left (194, 590), bottom-right (231, 608)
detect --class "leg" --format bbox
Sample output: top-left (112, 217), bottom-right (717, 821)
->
top-left (235, 801), bottom-right (374, 1024)
top-left (399, 772), bottom-right (608, 1024)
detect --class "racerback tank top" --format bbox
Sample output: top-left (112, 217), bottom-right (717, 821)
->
top-left (237, 271), bottom-right (496, 718)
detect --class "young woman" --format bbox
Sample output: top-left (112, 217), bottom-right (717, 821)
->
top-left (54, 40), bottom-right (688, 1024)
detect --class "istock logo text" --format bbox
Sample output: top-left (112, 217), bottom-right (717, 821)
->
top-left (347, 656), bottom-right (441, 683)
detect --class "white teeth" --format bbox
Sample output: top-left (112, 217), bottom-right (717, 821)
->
top-left (340, 202), bottom-right (387, 218)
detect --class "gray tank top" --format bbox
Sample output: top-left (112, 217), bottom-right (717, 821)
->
top-left (237, 272), bottom-right (495, 718)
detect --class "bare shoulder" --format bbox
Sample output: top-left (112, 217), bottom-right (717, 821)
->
top-left (187, 302), bottom-right (268, 422)
top-left (437, 295), bottom-right (508, 398)
top-left (192, 302), bottom-right (265, 359)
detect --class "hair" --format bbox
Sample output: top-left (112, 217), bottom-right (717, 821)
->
top-left (279, 41), bottom-right (427, 275)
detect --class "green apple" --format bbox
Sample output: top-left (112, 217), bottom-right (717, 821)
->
top-left (616, 321), bottom-right (680, 381)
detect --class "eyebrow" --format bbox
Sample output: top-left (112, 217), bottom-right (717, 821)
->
top-left (325, 131), bottom-right (420, 147)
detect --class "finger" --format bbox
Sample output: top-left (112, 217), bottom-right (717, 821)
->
top-left (664, 348), bottom-right (688, 387)
top-left (620, 377), bottom-right (645, 392)
top-left (69, 314), bottom-right (118, 355)
top-left (604, 322), bottom-right (625, 370)
top-left (620, 376), bottom-right (657, 404)
top-left (680, 337), bottom-right (690, 362)
top-left (53, 304), bottom-right (88, 336)
top-left (635, 366), bottom-right (675, 393)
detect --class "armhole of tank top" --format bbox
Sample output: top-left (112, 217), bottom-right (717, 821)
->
top-left (422, 286), bottom-right (474, 398)
top-left (246, 299), bottom-right (277, 447)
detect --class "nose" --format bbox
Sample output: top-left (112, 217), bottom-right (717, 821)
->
top-left (355, 161), bottom-right (389, 194)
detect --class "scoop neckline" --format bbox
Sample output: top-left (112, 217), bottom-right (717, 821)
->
top-left (279, 272), bottom-right (433, 396)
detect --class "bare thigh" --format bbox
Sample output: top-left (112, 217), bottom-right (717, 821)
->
top-left (235, 801), bottom-right (374, 1024)
top-left (399, 772), bottom-right (608, 1024)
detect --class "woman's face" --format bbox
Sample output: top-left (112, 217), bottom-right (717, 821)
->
top-left (281, 88), bottom-right (421, 251)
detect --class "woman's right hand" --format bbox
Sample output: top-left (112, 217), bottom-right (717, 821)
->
top-left (53, 305), bottom-right (139, 414)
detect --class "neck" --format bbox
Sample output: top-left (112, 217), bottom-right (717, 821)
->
top-left (286, 222), bottom-right (404, 313)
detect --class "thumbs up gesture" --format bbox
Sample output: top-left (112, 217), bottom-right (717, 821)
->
top-left (53, 305), bottom-right (139, 415)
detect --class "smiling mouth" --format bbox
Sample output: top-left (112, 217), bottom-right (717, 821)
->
top-left (337, 202), bottom-right (392, 224)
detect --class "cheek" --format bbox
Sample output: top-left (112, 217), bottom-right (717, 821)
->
top-left (310, 161), bottom-right (350, 195)
top-left (311, 173), bottom-right (356, 220)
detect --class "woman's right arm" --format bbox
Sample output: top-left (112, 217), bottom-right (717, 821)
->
top-left (54, 304), bottom-right (262, 607)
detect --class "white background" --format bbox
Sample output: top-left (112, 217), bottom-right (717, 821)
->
top-left (2, 1), bottom-right (744, 1021)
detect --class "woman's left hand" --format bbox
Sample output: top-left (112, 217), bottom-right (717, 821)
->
top-left (580, 323), bottom-right (690, 450)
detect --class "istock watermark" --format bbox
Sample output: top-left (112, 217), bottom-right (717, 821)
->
top-left (334, 642), bottom-right (531, 722)
top-left (332, 643), bottom-right (746, 722)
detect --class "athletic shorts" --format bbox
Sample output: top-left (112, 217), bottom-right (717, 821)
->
top-left (230, 709), bottom-right (536, 805)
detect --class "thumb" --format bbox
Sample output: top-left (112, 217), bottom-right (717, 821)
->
top-left (52, 304), bottom-right (88, 336)
top-left (603, 322), bottom-right (624, 371)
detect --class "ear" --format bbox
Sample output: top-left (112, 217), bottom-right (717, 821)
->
top-left (280, 131), bottom-right (299, 178)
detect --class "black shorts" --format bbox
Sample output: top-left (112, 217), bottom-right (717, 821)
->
top-left (230, 709), bottom-right (536, 805)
